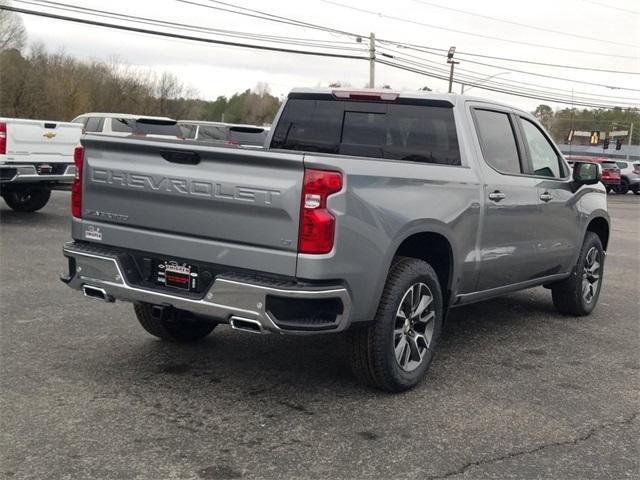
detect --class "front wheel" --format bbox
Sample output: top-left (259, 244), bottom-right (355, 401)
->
top-left (349, 257), bottom-right (443, 392)
top-left (1, 184), bottom-right (51, 212)
top-left (632, 185), bottom-right (640, 195)
top-left (134, 303), bottom-right (217, 342)
top-left (551, 232), bottom-right (604, 316)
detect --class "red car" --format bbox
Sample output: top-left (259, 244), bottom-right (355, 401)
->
top-left (565, 155), bottom-right (621, 192)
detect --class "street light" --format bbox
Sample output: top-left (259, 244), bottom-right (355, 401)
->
top-left (461, 72), bottom-right (510, 94)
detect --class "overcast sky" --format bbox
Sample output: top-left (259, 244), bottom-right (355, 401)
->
top-left (14, 0), bottom-right (640, 111)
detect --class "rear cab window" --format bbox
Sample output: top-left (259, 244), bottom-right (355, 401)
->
top-left (270, 94), bottom-right (461, 165)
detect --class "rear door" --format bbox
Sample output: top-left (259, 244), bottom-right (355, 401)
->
top-left (3, 119), bottom-right (82, 164)
top-left (470, 107), bottom-right (543, 291)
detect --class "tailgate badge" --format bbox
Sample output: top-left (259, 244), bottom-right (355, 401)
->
top-left (85, 226), bottom-right (102, 241)
top-left (43, 132), bottom-right (57, 139)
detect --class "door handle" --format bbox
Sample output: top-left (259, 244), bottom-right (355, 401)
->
top-left (540, 192), bottom-right (553, 202)
top-left (488, 191), bottom-right (506, 202)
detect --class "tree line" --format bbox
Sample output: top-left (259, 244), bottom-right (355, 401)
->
top-left (534, 104), bottom-right (639, 145)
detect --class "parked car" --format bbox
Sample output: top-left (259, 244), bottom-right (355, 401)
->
top-left (61, 88), bottom-right (609, 392)
top-left (178, 121), bottom-right (269, 148)
top-left (615, 160), bottom-right (640, 194)
top-left (72, 113), bottom-right (183, 139)
top-left (0, 117), bottom-right (82, 212)
top-left (565, 156), bottom-right (620, 193)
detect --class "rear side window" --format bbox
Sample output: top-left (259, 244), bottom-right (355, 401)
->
top-left (85, 117), bottom-right (104, 133)
top-left (473, 110), bottom-right (521, 174)
top-left (602, 162), bottom-right (618, 170)
top-left (111, 118), bottom-right (133, 133)
top-left (179, 123), bottom-right (198, 139)
top-left (198, 125), bottom-right (226, 141)
top-left (616, 162), bottom-right (627, 169)
top-left (271, 98), bottom-right (461, 165)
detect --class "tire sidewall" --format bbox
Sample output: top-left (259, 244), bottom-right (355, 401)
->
top-left (377, 260), bottom-right (443, 390)
top-left (576, 233), bottom-right (605, 314)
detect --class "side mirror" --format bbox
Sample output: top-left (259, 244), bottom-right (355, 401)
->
top-left (572, 162), bottom-right (601, 190)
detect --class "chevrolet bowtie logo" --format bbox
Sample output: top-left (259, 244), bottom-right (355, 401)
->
top-left (43, 132), bottom-right (57, 139)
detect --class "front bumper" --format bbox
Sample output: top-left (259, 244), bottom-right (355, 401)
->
top-left (61, 242), bottom-right (352, 335)
top-left (0, 164), bottom-right (75, 184)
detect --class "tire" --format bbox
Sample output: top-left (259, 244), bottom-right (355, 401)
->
top-left (134, 303), bottom-right (216, 342)
top-left (1, 184), bottom-right (51, 212)
top-left (616, 180), bottom-right (629, 195)
top-left (632, 185), bottom-right (639, 195)
top-left (349, 257), bottom-right (443, 392)
top-left (605, 186), bottom-right (612, 194)
top-left (551, 232), bottom-right (604, 316)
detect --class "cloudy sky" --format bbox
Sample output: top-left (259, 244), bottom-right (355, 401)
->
top-left (12, 0), bottom-right (640, 111)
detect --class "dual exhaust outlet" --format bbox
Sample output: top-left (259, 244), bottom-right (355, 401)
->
top-left (82, 285), bottom-right (264, 333)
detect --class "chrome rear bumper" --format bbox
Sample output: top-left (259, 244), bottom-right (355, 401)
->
top-left (61, 242), bottom-right (352, 335)
top-left (0, 164), bottom-right (75, 183)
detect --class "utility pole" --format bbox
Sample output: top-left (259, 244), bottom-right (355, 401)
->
top-left (447, 46), bottom-right (458, 94)
top-left (369, 32), bottom-right (376, 88)
top-left (628, 122), bottom-right (634, 160)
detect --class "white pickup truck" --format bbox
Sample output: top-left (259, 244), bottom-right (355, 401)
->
top-left (0, 117), bottom-right (82, 211)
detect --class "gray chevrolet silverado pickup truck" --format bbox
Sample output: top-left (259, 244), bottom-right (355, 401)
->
top-left (61, 88), bottom-right (609, 391)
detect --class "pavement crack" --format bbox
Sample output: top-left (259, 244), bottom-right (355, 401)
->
top-left (428, 412), bottom-right (639, 480)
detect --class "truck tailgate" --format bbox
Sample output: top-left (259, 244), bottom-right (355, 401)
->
top-left (80, 136), bottom-right (304, 274)
top-left (3, 118), bottom-right (81, 163)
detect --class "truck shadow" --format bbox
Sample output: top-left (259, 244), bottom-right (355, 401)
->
top-left (88, 288), bottom-right (562, 399)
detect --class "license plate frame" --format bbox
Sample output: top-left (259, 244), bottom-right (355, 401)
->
top-left (157, 260), bottom-right (198, 291)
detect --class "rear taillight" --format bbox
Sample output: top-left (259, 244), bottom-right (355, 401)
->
top-left (298, 169), bottom-right (342, 254)
top-left (0, 122), bottom-right (6, 155)
top-left (71, 146), bottom-right (84, 218)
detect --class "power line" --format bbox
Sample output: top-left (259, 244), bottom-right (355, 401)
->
top-left (408, 0), bottom-right (639, 48)
top-left (0, 4), bottom-right (369, 60)
top-left (392, 44), bottom-right (640, 92)
top-left (176, 0), bottom-right (361, 39)
top-left (376, 59), bottom-right (637, 109)
top-left (379, 51), bottom-right (640, 107)
top-left (320, 0), bottom-right (637, 59)
top-left (19, 0), bottom-right (365, 52)
top-left (581, 0), bottom-right (640, 15)
top-left (379, 41), bottom-right (639, 75)
top-left (376, 45), bottom-right (640, 102)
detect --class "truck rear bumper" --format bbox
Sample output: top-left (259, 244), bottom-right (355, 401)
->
top-left (61, 242), bottom-right (352, 335)
top-left (0, 163), bottom-right (75, 184)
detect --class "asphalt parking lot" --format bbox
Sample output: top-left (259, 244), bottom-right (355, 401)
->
top-left (1, 191), bottom-right (638, 480)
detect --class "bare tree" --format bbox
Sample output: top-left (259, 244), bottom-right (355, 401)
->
top-left (0, 1), bottom-right (26, 51)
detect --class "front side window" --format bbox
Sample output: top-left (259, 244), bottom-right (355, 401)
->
top-left (271, 98), bottom-right (461, 165)
top-left (473, 109), bottom-right (521, 174)
top-left (519, 118), bottom-right (562, 178)
top-left (179, 123), bottom-right (198, 139)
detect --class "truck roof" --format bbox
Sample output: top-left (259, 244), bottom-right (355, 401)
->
top-left (73, 113), bottom-right (176, 121)
top-left (288, 88), bottom-right (529, 115)
top-left (177, 120), bottom-right (269, 130)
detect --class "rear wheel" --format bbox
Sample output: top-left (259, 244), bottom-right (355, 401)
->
top-left (349, 257), bottom-right (443, 392)
top-left (1, 184), bottom-right (51, 212)
top-left (616, 180), bottom-right (629, 195)
top-left (134, 303), bottom-right (217, 342)
top-left (632, 185), bottom-right (639, 195)
top-left (551, 232), bottom-right (604, 316)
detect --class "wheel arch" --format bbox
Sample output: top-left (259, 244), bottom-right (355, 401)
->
top-left (586, 216), bottom-right (610, 251)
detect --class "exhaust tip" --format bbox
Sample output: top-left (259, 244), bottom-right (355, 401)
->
top-left (82, 285), bottom-right (114, 303)
top-left (230, 316), bottom-right (263, 334)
